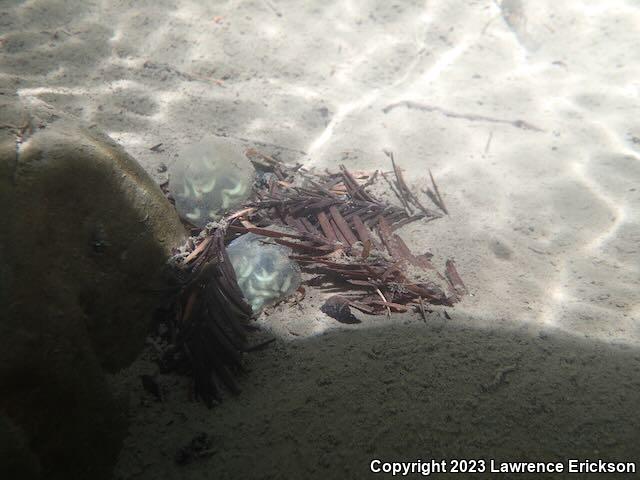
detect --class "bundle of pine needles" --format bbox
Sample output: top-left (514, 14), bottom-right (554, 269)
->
top-left (154, 149), bottom-right (466, 405)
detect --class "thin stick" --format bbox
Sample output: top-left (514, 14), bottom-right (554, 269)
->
top-left (340, 165), bottom-right (374, 202)
top-left (349, 169), bottom-right (379, 198)
top-left (224, 207), bottom-right (256, 222)
top-left (381, 170), bottom-right (413, 214)
top-left (361, 239), bottom-right (372, 259)
top-left (484, 131), bottom-right (493, 155)
top-left (351, 214), bottom-right (372, 244)
top-left (389, 214), bottom-right (427, 231)
top-left (330, 218), bottom-right (349, 245)
top-left (329, 205), bottom-right (358, 245)
top-left (429, 169), bottom-right (449, 215)
top-left (381, 100), bottom-right (544, 132)
top-left (317, 211), bottom-right (338, 242)
top-left (185, 236), bottom-right (212, 264)
top-left (375, 287), bottom-right (391, 318)
top-left (385, 150), bottom-right (442, 218)
top-left (418, 297), bottom-right (427, 322)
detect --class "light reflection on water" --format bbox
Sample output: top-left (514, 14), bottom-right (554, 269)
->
top-left (3, 0), bottom-right (638, 344)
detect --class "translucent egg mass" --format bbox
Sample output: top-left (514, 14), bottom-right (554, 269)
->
top-left (169, 137), bottom-right (255, 227)
top-left (226, 233), bottom-right (301, 313)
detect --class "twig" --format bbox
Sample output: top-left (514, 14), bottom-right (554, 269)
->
top-left (428, 169), bottom-right (449, 215)
top-left (483, 131), bottom-right (493, 155)
top-left (384, 150), bottom-right (442, 218)
top-left (375, 288), bottom-right (391, 318)
top-left (417, 297), bottom-right (427, 322)
top-left (329, 205), bottom-right (358, 246)
top-left (381, 170), bottom-right (413, 214)
top-left (184, 237), bottom-right (212, 264)
top-left (262, 0), bottom-right (283, 17)
top-left (317, 211), bottom-right (338, 243)
top-left (445, 259), bottom-right (467, 295)
top-left (382, 101), bottom-right (545, 132)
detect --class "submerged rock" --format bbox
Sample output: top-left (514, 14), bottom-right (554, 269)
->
top-left (0, 95), bottom-right (186, 480)
top-left (169, 137), bottom-right (255, 227)
top-left (227, 233), bottom-right (301, 313)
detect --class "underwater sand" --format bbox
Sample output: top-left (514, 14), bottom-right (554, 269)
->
top-left (2, 0), bottom-right (639, 478)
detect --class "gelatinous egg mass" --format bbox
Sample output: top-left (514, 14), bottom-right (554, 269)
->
top-left (227, 233), bottom-right (301, 313)
top-left (169, 137), bottom-right (255, 227)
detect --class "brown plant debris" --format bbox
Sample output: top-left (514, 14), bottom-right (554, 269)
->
top-left (224, 148), bottom-right (464, 313)
top-left (159, 148), bottom-right (467, 403)
top-left (154, 227), bottom-right (258, 406)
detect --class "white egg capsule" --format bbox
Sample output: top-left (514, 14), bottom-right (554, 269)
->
top-left (226, 233), bottom-right (301, 314)
top-left (168, 137), bottom-right (255, 227)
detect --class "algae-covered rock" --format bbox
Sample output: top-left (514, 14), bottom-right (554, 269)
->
top-left (0, 94), bottom-right (186, 480)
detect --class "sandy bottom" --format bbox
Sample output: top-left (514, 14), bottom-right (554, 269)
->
top-left (2, 0), bottom-right (639, 478)
top-left (112, 316), bottom-right (640, 480)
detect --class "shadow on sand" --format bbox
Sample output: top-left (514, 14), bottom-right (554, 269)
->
top-left (116, 314), bottom-right (640, 480)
